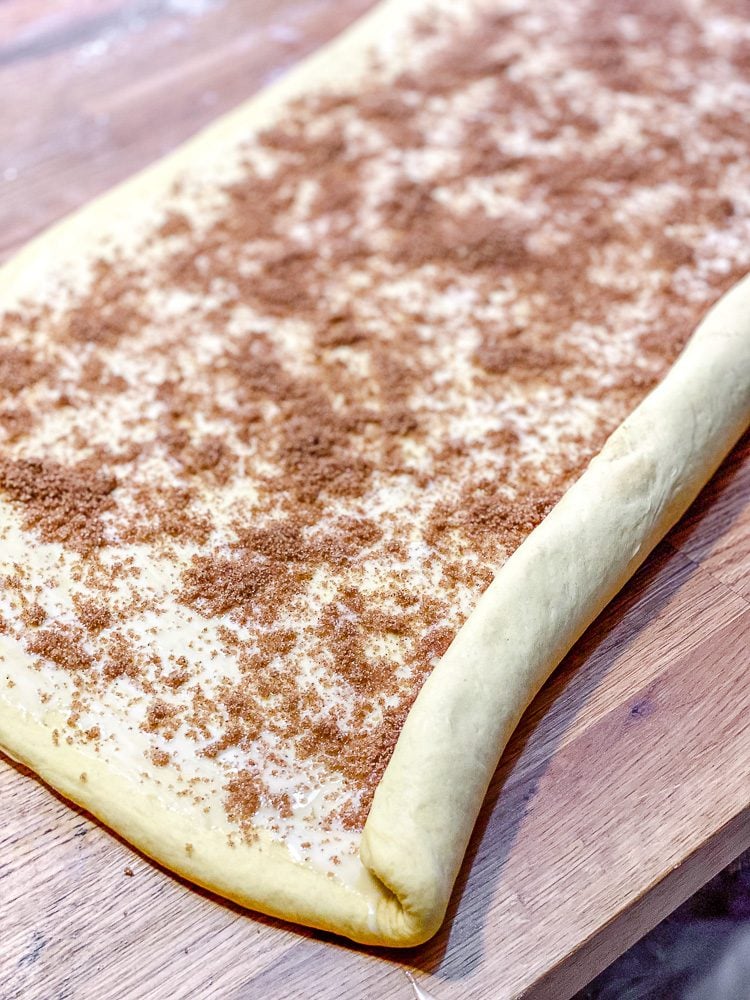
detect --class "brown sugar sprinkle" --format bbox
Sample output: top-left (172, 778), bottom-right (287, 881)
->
top-left (1, 0), bottom-right (750, 850)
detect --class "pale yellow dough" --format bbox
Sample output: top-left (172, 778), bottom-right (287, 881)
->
top-left (1, 0), bottom-right (750, 947)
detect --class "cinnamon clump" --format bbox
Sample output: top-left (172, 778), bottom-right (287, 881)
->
top-left (21, 602), bottom-right (46, 627)
top-left (142, 698), bottom-right (181, 738)
top-left (180, 553), bottom-right (278, 619)
top-left (73, 597), bottom-right (113, 634)
top-left (101, 632), bottom-right (140, 682)
top-left (0, 346), bottom-right (49, 393)
top-left (0, 457), bottom-right (116, 551)
top-left (27, 626), bottom-right (93, 672)
top-left (63, 259), bottom-right (145, 347)
top-left (224, 770), bottom-right (263, 834)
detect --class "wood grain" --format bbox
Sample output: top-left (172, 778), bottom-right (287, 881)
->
top-left (1, 4), bottom-right (749, 999)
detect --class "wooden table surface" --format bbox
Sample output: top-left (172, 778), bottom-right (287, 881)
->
top-left (1, 3), bottom-right (749, 999)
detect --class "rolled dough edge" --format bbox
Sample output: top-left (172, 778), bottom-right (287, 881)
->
top-left (362, 272), bottom-right (750, 943)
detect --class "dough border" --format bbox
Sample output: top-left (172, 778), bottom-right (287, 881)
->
top-left (1, 0), bottom-right (749, 947)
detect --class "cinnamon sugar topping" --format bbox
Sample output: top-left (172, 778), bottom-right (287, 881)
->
top-left (1, 0), bottom-right (749, 866)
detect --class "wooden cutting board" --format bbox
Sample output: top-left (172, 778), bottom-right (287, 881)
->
top-left (1, 4), bottom-right (749, 998)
